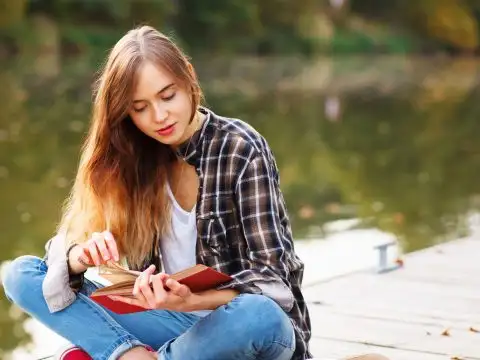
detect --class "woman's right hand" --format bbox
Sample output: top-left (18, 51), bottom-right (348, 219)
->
top-left (68, 231), bottom-right (120, 273)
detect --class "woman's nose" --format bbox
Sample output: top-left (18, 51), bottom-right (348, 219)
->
top-left (153, 103), bottom-right (168, 123)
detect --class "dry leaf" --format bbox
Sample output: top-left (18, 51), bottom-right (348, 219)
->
top-left (441, 328), bottom-right (450, 336)
top-left (469, 327), bottom-right (479, 333)
top-left (451, 357), bottom-right (464, 360)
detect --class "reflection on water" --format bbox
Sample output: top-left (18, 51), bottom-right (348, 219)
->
top-left (1, 55), bottom-right (480, 356)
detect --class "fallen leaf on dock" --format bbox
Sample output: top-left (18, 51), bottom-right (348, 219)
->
top-left (469, 327), bottom-right (479, 333)
top-left (441, 328), bottom-right (451, 336)
top-left (451, 357), bottom-right (464, 360)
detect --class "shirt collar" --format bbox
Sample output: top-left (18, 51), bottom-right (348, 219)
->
top-left (175, 107), bottom-right (211, 166)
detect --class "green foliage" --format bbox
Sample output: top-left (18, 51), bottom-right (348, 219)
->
top-left (406, 0), bottom-right (478, 51)
top-left (3, 0), bottom-right (480, 54)
top-left (352, 0), bottom-right (480, 52)
top-left (0, 0), bottom-right (27, 28)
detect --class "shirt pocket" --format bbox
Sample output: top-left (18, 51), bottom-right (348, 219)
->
top-left (197, 207), bottom-right (242, 258)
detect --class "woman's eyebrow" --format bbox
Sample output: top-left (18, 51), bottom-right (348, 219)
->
top-left (133, 83), bottom-right (175, 103)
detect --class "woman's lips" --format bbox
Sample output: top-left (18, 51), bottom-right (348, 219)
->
top-left (156, 123), bottom-right (175, 136)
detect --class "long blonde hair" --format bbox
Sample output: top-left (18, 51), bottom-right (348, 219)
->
top-left (58, 26), bottom-right (203, 268)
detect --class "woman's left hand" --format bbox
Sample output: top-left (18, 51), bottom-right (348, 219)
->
top-left (109, 265), bottom-right (199, 312)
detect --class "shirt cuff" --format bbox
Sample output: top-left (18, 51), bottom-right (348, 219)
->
top-left (254, 280), bottom-right (295, 312)
top-left (218, 278), bottom-right (294, 312)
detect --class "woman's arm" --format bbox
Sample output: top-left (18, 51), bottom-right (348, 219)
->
top-left (192, 288), bottom-right (240, 310)
top-left (216, 150), bottom-right (296, 312)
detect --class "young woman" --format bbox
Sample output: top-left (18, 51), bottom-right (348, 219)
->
top-left (2, 26), bottom-right (388, 360)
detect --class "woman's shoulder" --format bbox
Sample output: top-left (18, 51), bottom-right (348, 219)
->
top-left (207, 109), bottom-right (271, 159)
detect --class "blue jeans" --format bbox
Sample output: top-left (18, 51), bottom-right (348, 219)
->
top-left (2, 256), bottom-right (295, 360)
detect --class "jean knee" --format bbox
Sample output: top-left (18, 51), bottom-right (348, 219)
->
top-left (2, 255), bottom-right (44, 305)
top-left (235, 294), bottom-right (292, 334)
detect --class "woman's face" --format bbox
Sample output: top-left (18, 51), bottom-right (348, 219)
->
top-left (129, 61), bottom-right (193, 147)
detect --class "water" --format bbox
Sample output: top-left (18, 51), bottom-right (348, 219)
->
top-left (1, 55), bottom-right (479, 358)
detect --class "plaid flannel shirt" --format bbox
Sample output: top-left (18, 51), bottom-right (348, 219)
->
top-left (170, 107), bottom-right (312, 360)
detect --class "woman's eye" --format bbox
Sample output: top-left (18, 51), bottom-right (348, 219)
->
top-left (163, 93), bottom-right (176, 101)
top-left (133, 107), bottom-right (146, 113)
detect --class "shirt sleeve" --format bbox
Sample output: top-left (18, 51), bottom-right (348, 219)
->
top-left (42, 234), bottom-right (78, 312)
top-left (216, 150), bottom-right (295, 312)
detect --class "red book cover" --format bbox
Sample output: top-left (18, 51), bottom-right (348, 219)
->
top-left (90, 265), bottom-right (233, 314)
top-left (91, 295), bottom-right (148, 314)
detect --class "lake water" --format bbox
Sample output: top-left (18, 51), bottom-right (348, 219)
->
top-left (1, 55), bottom-right (479, 358)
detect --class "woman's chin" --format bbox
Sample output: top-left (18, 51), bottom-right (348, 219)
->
top-left (153, 131), bottom-right (185, 147)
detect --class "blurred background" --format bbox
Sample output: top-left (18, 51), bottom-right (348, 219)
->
top-left (1, 0), bottom-right (480, 358)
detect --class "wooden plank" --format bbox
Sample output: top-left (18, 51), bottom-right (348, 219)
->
top-left (305, 279), bottom-right (480, 324)
top-left (389, 268), bottom-right (480, 289)
top-left (305, 239), bottom-right (480, 358)
top-left (406, 238), bottom-right (479, 258)
top-left (309, 337), bottom-right (456, 360)
top-left (308, 302), bottom-right (480, 333)
top-left (309, 307), bottom-right (480, 358)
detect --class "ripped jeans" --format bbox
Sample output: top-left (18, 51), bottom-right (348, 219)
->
top-left (2, 255), bottom-right (296, 360)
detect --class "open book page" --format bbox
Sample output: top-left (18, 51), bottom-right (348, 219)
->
top-left (97, 260), bottom-right (140, 285)
top-left (84, 257), bottom-right (135, 287)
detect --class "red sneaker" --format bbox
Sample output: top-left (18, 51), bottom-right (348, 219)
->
top-left (54, 344), bottom-right (155, 359)
top-left (55, 344), bottom-right (92, 360)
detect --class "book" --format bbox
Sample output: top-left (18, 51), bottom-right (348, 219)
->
top-left (90, 262), bottom-right (233, 314)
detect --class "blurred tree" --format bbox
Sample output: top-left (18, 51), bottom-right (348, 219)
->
top-left (405, 0), bottom-right (478, 52)
top-left (0, 0), bottom-right (28, 28)
top-left (174, 0), bottom-right (262, 53)
top-left (351, 0), bottom-right (479, 52)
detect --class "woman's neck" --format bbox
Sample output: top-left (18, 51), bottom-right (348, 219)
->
top-left (172, 110), bottom-right (205, 151)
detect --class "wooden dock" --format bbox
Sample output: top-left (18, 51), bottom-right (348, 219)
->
top-left (304, 237), bottom-right (480, 360)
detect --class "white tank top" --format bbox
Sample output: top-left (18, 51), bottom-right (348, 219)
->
top-left (160, 182), bottom-right (212, 317)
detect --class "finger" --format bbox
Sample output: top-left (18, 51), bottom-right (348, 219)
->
top-left (109, 295), bottom-right (146, 308)
top-left (78, 246), bottom-right (95, 266)
top-left (151, 274), bottom-right (170, 308)
top-left (131, 284), bottom-right (149, 305)
top-left (151, 273), bottom-right (168, 298)
top-left (165, 278), bottom-right (191, 298)
top-left (77, 250), bottom-right (93, 267)
top-left (133, 265), bottom-right (155, 296)
top-left (87, 239), bottom-right (101, 266)
top-left (103, 231), bottom-right (119, 261)
top-left (138, 270), bottom-right (156, 308)
top-left (93, 235), bottom-right (110, 262)
top-left (72, 245), bottom-right (92, 267)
